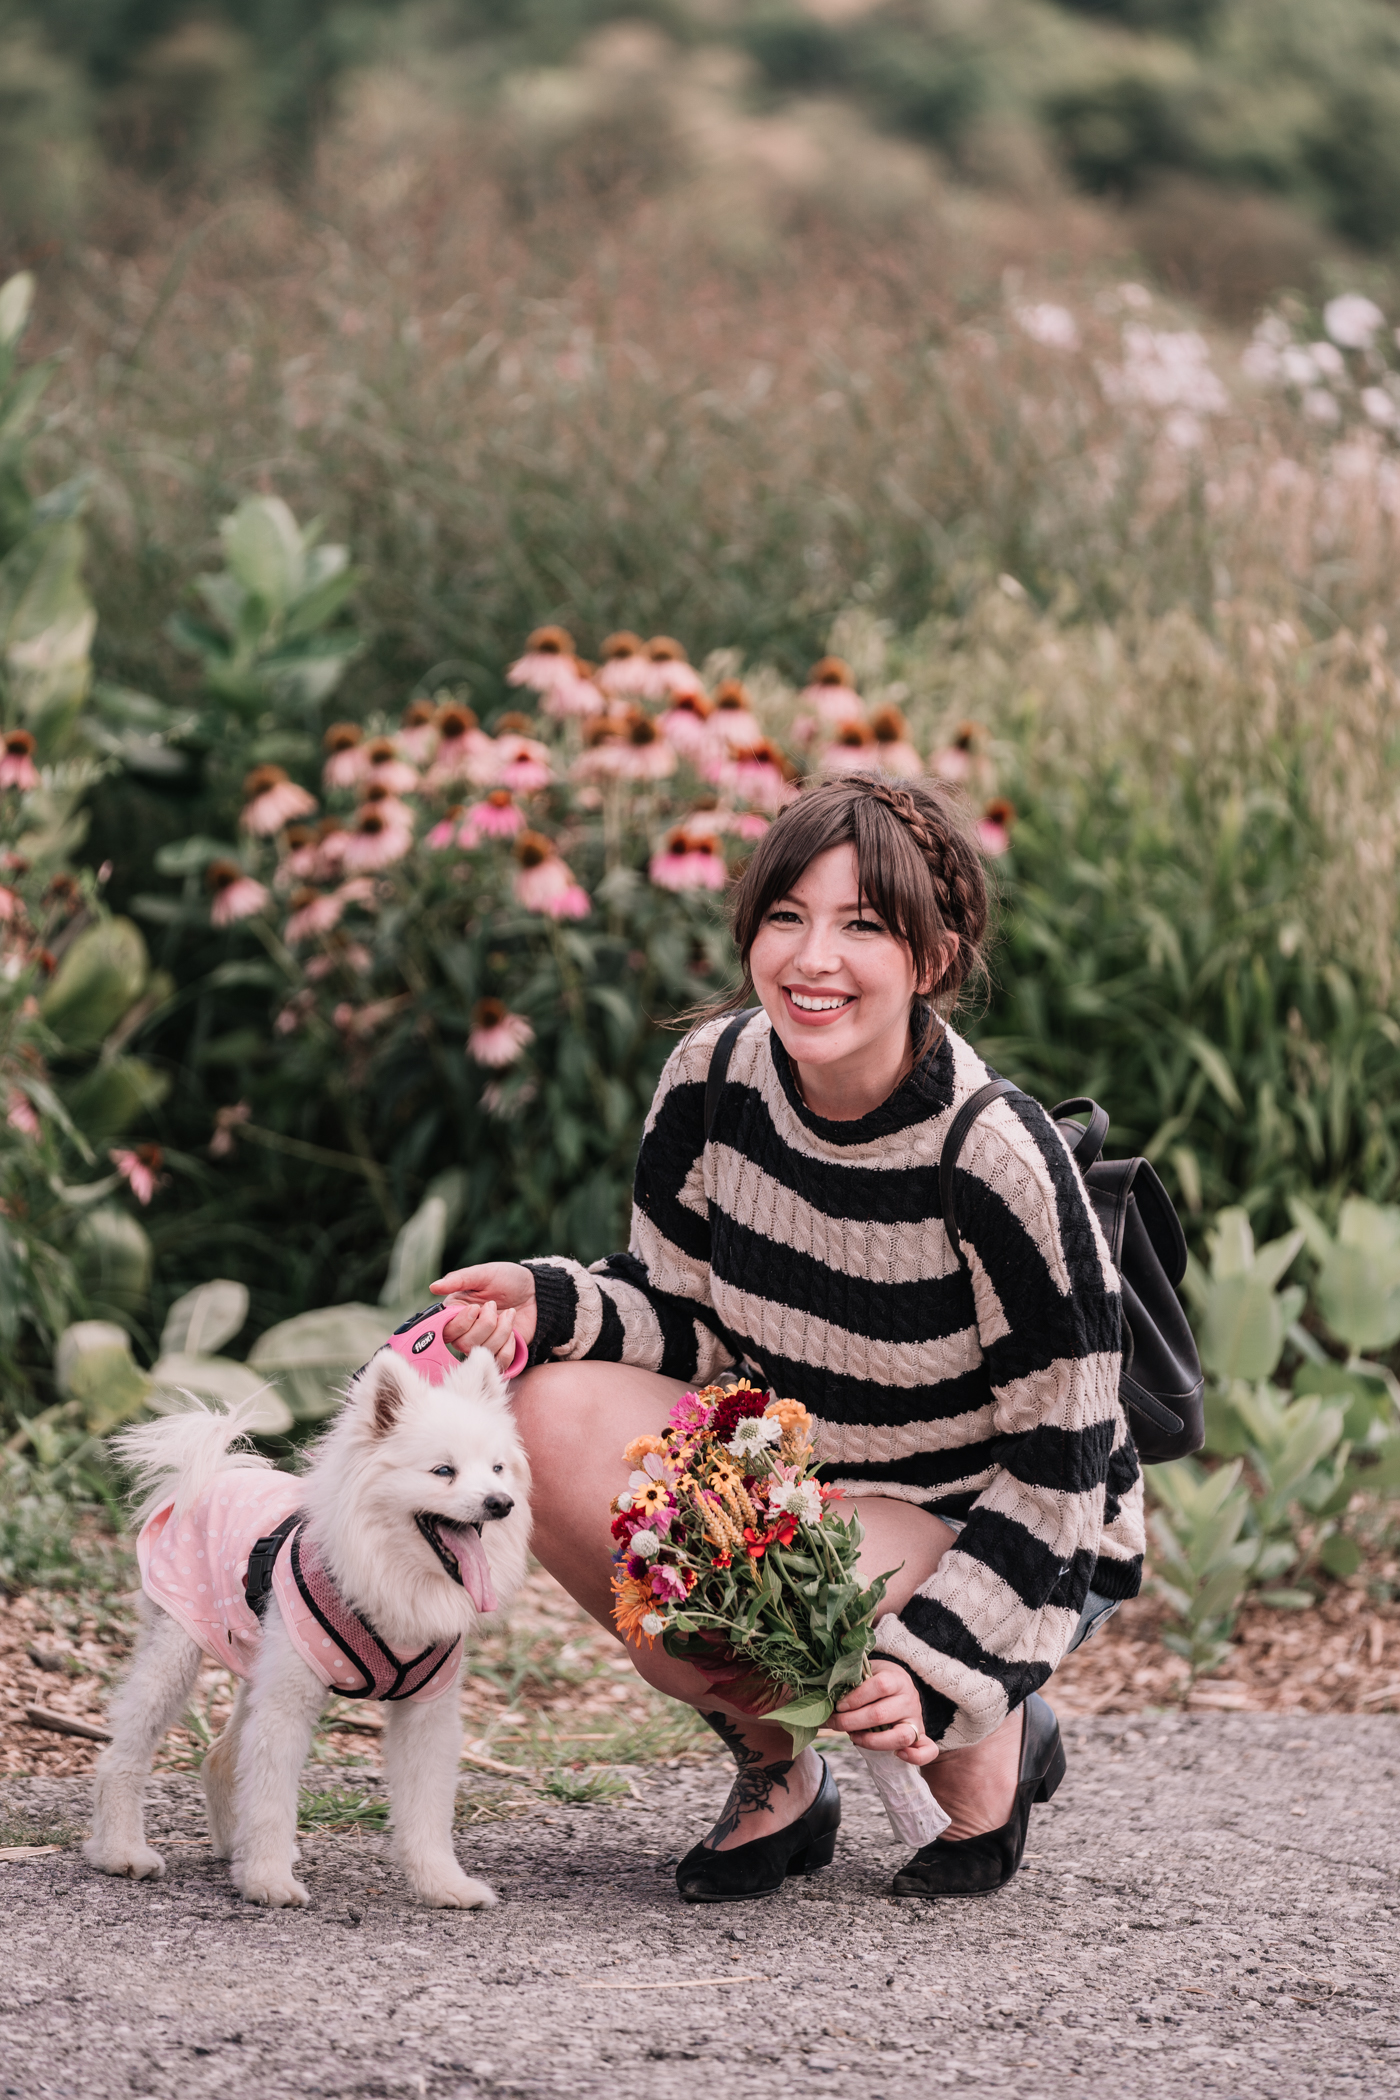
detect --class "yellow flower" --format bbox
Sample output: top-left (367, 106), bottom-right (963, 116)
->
top-left (636, 1481), bottom-right (671, 1516)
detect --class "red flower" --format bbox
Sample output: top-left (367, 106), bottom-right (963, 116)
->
top-left (710, 1385), bottom-right (771, 1443)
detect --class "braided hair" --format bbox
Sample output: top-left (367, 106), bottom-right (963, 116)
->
top-left (723, 774), bottom-right (991, 1018)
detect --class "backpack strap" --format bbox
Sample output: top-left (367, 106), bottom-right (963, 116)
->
top-left (704, 1009), bottom-right (761, 1146)
top-left (1049, 1095), bottom-right (1111, 1171)
top-left (939, 1077), bottom-right (1019, 1262)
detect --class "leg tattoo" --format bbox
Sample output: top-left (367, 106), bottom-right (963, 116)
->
top-left (702, 1710), bottom-right (795, 1848)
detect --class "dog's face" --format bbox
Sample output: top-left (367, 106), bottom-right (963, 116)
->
top-left (310, 1345), bottom-right (530, 1632)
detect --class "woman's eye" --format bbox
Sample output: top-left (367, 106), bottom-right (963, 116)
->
top-left (766, 909), bottom-right (801, 924)
top-left (849, 918), bottom-right (887, 934)
top-left (431, 1464), bottom-right (456, 1480)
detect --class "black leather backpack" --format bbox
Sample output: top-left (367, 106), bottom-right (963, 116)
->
top-left (941, 1079), bottom-right (1205, 1463)
top-left (703, 1011), bottom-right (1204, 1465)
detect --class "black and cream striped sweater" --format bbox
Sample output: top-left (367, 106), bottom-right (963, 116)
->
top-left (524, 1010), bottom-right (1145, 1747)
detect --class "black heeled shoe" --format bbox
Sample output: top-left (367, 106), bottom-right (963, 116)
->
top-left (675, 1756), bottom-right (841, 1904)
top-left (890, 1692), bottom-right (1065, 1899)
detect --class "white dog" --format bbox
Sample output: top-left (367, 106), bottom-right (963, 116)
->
top-left (85, 1344), bottom-right (530, 1909)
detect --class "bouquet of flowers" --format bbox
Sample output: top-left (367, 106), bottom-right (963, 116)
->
top-left (610, 1380), bottom-right (948, 1846)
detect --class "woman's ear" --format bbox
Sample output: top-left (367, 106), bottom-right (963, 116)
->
top-left (918, 931), bottom-right (960, 997)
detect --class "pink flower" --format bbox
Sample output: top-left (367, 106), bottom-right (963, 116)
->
top-left (240, 765), bottom-right (317, 836)
top-left (0, 730), bottom-right (39, 792)
top-left (819, 724), bottom-right (882, 775)
top-left (111, 1145), bottom-right (164, 1206)
top-left (207, 861), bottom-right (270, 927)
top-left (396, 701), bottom-right (438, 764)
top-left (275, 990), bottom-right (315, 1034)
top-left (639, 638), bottom-right (703, 701)
top-left (466, 790), bottom-right (526, 839)
top-left (361, 737), bottom-right (420, 797)
top-left (512, 832), bottom-right (591, 917)
top-left (596, 632), bottom-right (651, 698)
top-left (800, 657), bottom-right (864, 725)
top-left (340, 808), bottom-right (412, 873)
top-left (929, 723), bottom-right (984, 785)
top-left (977, 799), bottom-right (1015, 858)
top-left (322, 724), bottom-right (368, 790)
top-left (474, 732), bottom-right (554, 793)
top-left (6, 1088), bottom-right (39, 1138)
top-left (507, 625), bottom-right (578, 695)
top-left (712, 741), bottom-right (798, 811)
top-left (708, 680), bottom-right (763, 750)
top-left (572, 712), bottom-right (676, 783)
top-left (869, 706), bottom-right (923, 779)
top-left (539, 661), bottom-right (606, 719)
top-left (649, 830), bottom-right (728, 892)
top-left (0, 886), bottom-right (19, 922)
top-left (424, 702), bottom-right (490, 787)
top-left (209, 1100), bottom-right (251, 1159)
top-left (657, 695), bottom-right (713, 755)
top-left (332, 997), bottom-right (402, 1038)
top-left (649, 1563), bottom-right (689, 1602)
top-left (467, 998), bottom-right (535, 1067)
top-left (426, 806), bottom-right (466, 850)
top-left (284, 887), bottom-right (345, 942)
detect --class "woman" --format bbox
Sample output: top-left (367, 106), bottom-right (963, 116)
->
top-left (433, 776), bottom-right (1144, 1902)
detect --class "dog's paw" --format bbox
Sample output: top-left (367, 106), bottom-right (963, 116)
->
top-left (235, 1866), bottom-right (310, 1909)
top-left (83, 1837), bottom-right (166, 1881)
top-left (412, 1870), bottom-right (497, 1910)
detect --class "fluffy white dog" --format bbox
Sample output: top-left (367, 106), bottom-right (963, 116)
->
top-left (85, 1344), bottom-right (530, 1909)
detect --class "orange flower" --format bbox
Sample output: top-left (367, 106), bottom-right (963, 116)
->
top-left (623, 1433), bottom-right (667, 1467)
top-left (611, 1569), bottom-right (664, 1647)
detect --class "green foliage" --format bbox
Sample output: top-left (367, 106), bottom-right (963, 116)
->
top-left (1148, 1458), bottom-right (1257, 1676)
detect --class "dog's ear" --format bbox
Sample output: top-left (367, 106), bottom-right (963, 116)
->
top-left (364, 1351), bottom-right (408, 1439)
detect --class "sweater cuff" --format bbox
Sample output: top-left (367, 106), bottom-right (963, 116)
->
top-left (522, 1260), bottom-right (580, 1367)
top-left (871, 1650), bottom-right (957, 1744)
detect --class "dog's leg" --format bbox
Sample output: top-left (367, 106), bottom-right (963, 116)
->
top-left (85, 1604), bottom-right (202, 1881)
top-left (232, 1613), bottom-right (326, 1908)
top-left (383, 1681), bottom-right (495, 1909)
top-left (201, 1678), bottom-right (250, 1859)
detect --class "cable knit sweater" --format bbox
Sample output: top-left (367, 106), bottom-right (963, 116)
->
top-left (524, 1010), bottom-right (1145, 1747)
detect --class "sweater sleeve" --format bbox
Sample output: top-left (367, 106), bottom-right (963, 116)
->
top-left (522, 1017), bottom-right (740, 1385)
top-left (870, 1089), bottom-right (1127, 1749)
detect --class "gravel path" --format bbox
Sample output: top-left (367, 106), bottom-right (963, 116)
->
top-left (2, 1714), bottom-right (1397, 2099)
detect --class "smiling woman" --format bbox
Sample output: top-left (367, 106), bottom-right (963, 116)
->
top-left (432, 776), bottom-right (1140, 1906)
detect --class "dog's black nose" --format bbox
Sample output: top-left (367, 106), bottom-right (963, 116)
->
top-left (481, 1493), bottom-right (514, 1521)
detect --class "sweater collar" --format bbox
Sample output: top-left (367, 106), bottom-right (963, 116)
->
top-left (765, 1007), bottom-right (958, 1145)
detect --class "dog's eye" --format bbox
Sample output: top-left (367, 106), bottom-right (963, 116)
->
top-left (430, 1464), bottom-right (457, 1480)
top-left (492, 1463), bottom-right (504, 1475)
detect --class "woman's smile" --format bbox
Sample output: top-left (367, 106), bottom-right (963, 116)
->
top-left (783, 984), bottom-right (856, 1018)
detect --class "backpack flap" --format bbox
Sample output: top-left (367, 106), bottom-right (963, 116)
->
top-left (1122, 1156), bottom-right (1189, 1289)
top-left (1115, 1194), bottom-right (1205, 1462)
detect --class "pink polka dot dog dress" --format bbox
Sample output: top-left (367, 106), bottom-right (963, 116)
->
top-left (137, 1472), bottom-right (461, 1701)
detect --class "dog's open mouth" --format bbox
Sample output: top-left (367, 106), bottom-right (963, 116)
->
top-left (414, 1513), bottom-right (498, 1613)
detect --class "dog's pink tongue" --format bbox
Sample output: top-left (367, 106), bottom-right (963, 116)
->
top-left (445, 1524), bottom-right (498, 1613)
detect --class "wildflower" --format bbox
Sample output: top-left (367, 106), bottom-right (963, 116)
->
top-left (668, 1390), bottom-right (716, 1434)
top-left (727, 1414), bottom-right (781, 1460)
top-left (769, 1478), bottom-right (823, 1527)
top-left (1105, 324), bottom-right (1227, 416)
top-left (512, 832), bottom-right (590, 918)
top-left (709, 1383), bottom-right (771, 1443)
top-left (869, 705), bottom-right (923, 777)
top-left (206, 860), bottom-right (271, 927)
top-left (322, 722), bottom-right (367, 789)
top-left (489, 731), bottom-right (555, 793)
top-left (362, 737), bottom-right (419, 797)
top-left (633, 1481), bottom-right (674, 1523)
top-left (209, 1100), bottom-right (252, 1158)
top-left (341, 806), bottom-right (412, 873)
top-left (0, 729), bottom-right (40, 792)
top-left (6, 1088), bottom-right (38, 1138)
top-left (649, 1564), bottom-right (688, 1602)
top-left (397, 697), bottom-right (438, 764)
top-left (765, 1397), bottom-right (813, 1456)
top-left (629, 1528), bottom-right (662, 1561)
top-left (641, 635), bottom-right (703, 701)
top-left (800, 657), bottom-right (864, 725)
top-left (1324, 294), bottom-right (1385, 351)
top-left (241, 764), bottom-right (317, 836)
top-left (623, 1433), bottom-right (668, 1466)
top-left (640, 1611), bottom-right (666, 1636)
top-left (818, 721), bottom-right (881, 775)
top-left (649, 828), bottom-right (727, 892)
top-left (507, 624), bottom-right (578, 695)
top-left (1362, 387), bottom-right (1399, 429)
top-left (111, 1144), bottom-right (165, 1206)
top-left (709, 680), bottom-right (763, 748)
top-left (425, 702), bottom-right (487, 785)
top-left (977, 798), bottom-right (1015, 857)
top-left (284, 887), bottom-right (344, 941)
top-left (929, 721), bottom-right (983, 784)
top-left (596, 631), bottom-right (650, 697)
top-left (714, 740), bottom-right (798, 810)
top-left (612, 1568), bottom-right (664, 1645)
top-left (426, 806), bottom-right (466, 850)
top-left (1015, 303), bottom-right (1080, 352)
top-left (657, 691), bottom-right (713, 754)
top-left (467, 997), bottom-right (534, 1068)
top-left (275, 989), bottom-right (315, 1034)
top-left (0, 885), bottom-right (20, 921)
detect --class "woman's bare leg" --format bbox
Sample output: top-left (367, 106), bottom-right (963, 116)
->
top-left (510, 1361), bottom-right (1021, 1847)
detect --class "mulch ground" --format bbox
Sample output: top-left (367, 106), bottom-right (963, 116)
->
top-left (4, 1542), bottom-right (1399, 1782)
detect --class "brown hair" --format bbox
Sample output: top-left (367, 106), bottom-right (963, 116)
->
top-left (716, 776), bottom-right (991, 1020)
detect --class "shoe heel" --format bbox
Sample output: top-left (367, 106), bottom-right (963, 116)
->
top-left (1034, 1738), bottom-right (1067, 1804)
top-left (788, 1829), bottom-right (837, 1876)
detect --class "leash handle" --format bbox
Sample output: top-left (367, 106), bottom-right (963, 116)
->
top-left (386, 1307), bottom-right (528, 1385)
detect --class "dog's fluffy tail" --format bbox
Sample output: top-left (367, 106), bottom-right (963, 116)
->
top-left (114, 1392), bottom-right (279, 1528)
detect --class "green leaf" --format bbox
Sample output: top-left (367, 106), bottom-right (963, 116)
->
top-left (1198, 1274), bottom-right (1286, 1381)
top-left (148, 1355), bottom-right (292, 1436)
top-left (220, 496), bottom-right (305, 608)
top-left (1317, 1531), bottom-right (1363, 1580)
top-left (248, 1302), bottom-right (391, 1420)
top-left (40, 918), bottom-right (149, 1051)
top-left (72, 1205), bottom-right (152, 1316)
top-left (54, 1320), bottom-right (153, 1434)
top-left (160, 1279), bottom-right (250, 1359)
top-left (380, 1194), bottom-right (449, 1310)
top-left (0, 271), bottom-right (35, 348)
top-left (154, 836), bottom-right (239, 877)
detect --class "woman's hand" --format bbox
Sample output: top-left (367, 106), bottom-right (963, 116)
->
top-left (831, 1662), bottom-right (940, 1767)
top-left (432, 1261), bottom-right (538, 1362)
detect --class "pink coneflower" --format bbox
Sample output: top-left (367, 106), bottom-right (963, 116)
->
top-left (209, 1100), bottom-right (251, 1159)
top-left (275, 989), bottom-right (315, 1035)
top-left (340, 806), bottom-right (412, 873)
top-left (425, 701), bottom-right (488, 786)
top-left (307, 940), bottom-right (372, 980)
top-left (332, 997), bottom-right (403, 1039)
top-left (467, 996), bottom-right (535, 1067)
top-left (322, 723), bottom-right (368, 789)
top-left (819, 722), bottom-right (882, 775)
top-left (241, 765), bottom-right (317, 836)
top-left (649, 829), bottom-right (728, 892)
top-left (930, 722), bottom-right (983, 784)
top-left (207, 860), bottom-right (271, 927)
top-left (657, 692), bottom-right (713, 755)
top-left (356, 782), bottom-right (415, 830)
top-left (284, 886), bottom-right (345, 942)
top-left (507, 625), bottom-right (578, 695)
top-left (614, 712), bottom-right (677, 782)
top-left (540, 657), bottom-right (606, 719)
top-left (427, 804), bottom-right (466, 849)
top-left (977, 798), bottom-right (1015, 858)
top-left (0, 729), bottom-right (39, 791)
top-left (717, 740), bottom-right (799, 810)
top-left (467, 788), bottom-right (526, 839)
top-left (596, 631), bottom-right (651, 698)
top-left (362, 737), bottom-right (420, 797)
top-left (708, 680), bottom-right (763, 749)
top-left (801, 657), bottom-right (864, 724)
top-left (869, 706), bottom-right (923, 779)
top-left (513, 831), bottom-right (590, 917)
top-left (489, 731), bottom-right (555, 793)
top-left (111, 1144), bottom-right (165, 1206)
top-left (397, 698), bottom-right (438, 764)
top-left (0, 885), bottom-right (19, 922)
top-left (6, 1088), bottom-right (39, 1138)
top-left (641, 636), bottom-right (703, 701)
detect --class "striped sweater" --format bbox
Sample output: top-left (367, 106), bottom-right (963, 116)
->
top-left (524, 1010), bottom-right (1145, 1747)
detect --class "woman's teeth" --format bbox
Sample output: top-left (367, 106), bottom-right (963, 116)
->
top-left (788, 991), bottom-right (852, 1011)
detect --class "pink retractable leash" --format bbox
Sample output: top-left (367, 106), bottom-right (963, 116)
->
top-left (383, 1305), bottom-right (528, 1385)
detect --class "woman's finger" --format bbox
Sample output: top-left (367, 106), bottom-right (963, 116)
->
top-left (442, 1299), bottom-right (497, 1348)
top-left (897, 1737), bottom-right (941, 1767)
top-left (831, 1692), bottom-right (917, 1735)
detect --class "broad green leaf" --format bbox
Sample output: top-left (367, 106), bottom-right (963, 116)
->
top-left (0, 271), bottom-right (35, 348)
top-left (380, 1194), bottom-right (449, 1310)
top-left (65, 1057), bottom-right (170, 1141)
top-left (220, 496), bottom-right (305, 608)
top-left (160, 1279), bottom-right (250, 1359)
top-left (72, 1205), bottom-right (152, 1315)
top-left (1198, 1274), bottom-right (1285, 1381)
top-left (1208, 1207), bottom-right (1254, 1279)
top-left (40, 917), bottom-right (148, 1050)
top-left (149, 1354), bottom-right (291, 1436)
top-left (54, 1320), bottom-right (152, 1434)
top-left (1250, 1228), bottom-right (1305, 1292)
top-left (1315, 1244), bottom-right (1400, 1354)
top-left (248, 1302), bottom-right (388, 1419)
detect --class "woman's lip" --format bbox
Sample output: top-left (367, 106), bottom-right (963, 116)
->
top-left (781, 985), bottom-right (856, 1023)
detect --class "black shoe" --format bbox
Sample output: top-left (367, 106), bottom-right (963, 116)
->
top-left (675, 1755), bottom-right (841, 1904)
top-left (889, 1692), bottom-right (1065, 1899)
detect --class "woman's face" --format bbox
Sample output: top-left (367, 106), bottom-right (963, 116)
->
top-left (748, 843), bottom-right (938, 1096)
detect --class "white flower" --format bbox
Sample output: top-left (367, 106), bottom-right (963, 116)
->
top-left (641, 1613), bottom-right (666, 1636)
top-left (615, 1490), bottom-right (634, 1513)
top-left (1164, 411), bottom-right (1204, 451)
top-left (1303, 388), bottom-right (1341, 424)
top-left (1309, 341), bottom-right (1346, 379)
top-left (629, 1529), bottom-right (661, 1560)
top-left (1015, 303), bottom-right (1080, 352)
top-left (726, 1416), bottom-right (782, 1459)
top-left (1324, 295), bottom-right (1384, 351)
top-left (1361, 387), bottom-right (1399, 429)
top-left (769, 1480), bottom-right (823, 1526)
top-left (1241, 341), bottom-right (1280, 384)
